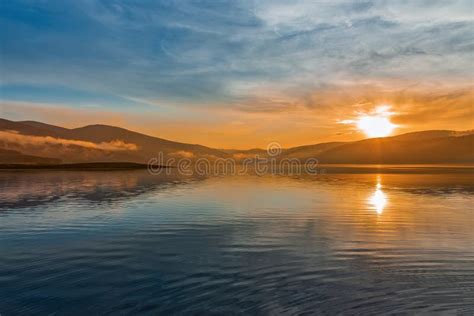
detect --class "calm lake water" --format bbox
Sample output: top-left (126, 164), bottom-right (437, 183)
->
top-left (0, 169), bottom-right (473, 314)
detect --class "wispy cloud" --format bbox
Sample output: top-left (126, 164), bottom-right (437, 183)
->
top-left (1, 0), bottom-right (472, 106)
top-left (0, 130), bottom-right (137, 151)
top-left (0, 1), bottom-right (472, 147)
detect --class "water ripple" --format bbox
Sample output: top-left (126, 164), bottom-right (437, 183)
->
top-left (0, 171), bottom-right (473, 314)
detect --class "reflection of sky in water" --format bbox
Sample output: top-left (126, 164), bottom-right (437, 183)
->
top-left (0, 171), bottom-right (473, 314)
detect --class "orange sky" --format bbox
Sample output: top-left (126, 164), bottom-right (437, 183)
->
top-left (2, 82), bottom-right (473, 149)
top-left (1, 1), bottom-right (473, 149)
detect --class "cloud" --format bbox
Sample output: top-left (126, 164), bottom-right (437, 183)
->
top-left (1, 81), bottom-right (472, 149)
top-left (1, 0), bottom-right (473, 108)
top-left (169, 151), bottom-right (195, 158)
top-left (1, 1), bottom-right (473, 147)
top-left (0, 130), bottom-right (138, 151)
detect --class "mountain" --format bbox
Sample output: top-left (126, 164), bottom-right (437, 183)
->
top-left (281, 142), bottom-right (347, 160)
top-left (0, 148), bottom-right (60, 164)
top-left (315, 131), bottom-right (473, 164)
top-left (0, 118), bottom-right (472, 165)
top-left (0, 118), bottom-right (228, 164)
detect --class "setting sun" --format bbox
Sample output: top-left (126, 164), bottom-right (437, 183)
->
top-left (356, 106), bottom-right (397, 138)
top-left (357, 115), bottom-right (396, 138)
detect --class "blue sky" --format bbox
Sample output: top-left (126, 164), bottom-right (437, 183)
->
top-left (0, 0), bottom-right (473, 147)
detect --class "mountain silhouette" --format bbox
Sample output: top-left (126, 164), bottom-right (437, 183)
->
top-left (288, 131), bottom-right (473, 164)
top-left (0, 148), bottom-right (61, 164)
top-left (0, 118), bottom-right (472, 165)
top-left (0, 118), bottom-right (227, 163)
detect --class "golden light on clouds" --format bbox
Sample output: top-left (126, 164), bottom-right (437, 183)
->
top-left (2, 82), bottom-right (473, 149)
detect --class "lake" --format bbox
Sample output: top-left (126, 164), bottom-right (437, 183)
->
top-left (0, 168), bottom-right (473, 314)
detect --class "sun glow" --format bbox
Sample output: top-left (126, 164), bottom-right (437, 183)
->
top-left (356, 105), bottom-right (397, 138)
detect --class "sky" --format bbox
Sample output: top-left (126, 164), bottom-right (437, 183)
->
top-left (0, 0), bottom-right (473, 148)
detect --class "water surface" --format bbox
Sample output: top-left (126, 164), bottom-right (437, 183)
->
top-left (0, 170), bottom-right (473, 314)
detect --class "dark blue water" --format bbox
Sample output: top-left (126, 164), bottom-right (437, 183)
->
top-left (0, 170), bottom-right (473, 314)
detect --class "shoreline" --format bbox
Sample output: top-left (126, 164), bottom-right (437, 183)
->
top-left (0, 162), bottom-right (170, 170)
top-left (0, 162), bottom-right (472, 174)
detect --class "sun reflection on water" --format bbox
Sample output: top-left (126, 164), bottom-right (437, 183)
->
top-left (369, 179), bottom-right (387, 215)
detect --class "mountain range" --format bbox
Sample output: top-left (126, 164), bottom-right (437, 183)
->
top-left (0, 118), bottom-right (472, 165)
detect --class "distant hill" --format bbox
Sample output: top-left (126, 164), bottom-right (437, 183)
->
top-left (0, 118), bottom-right (472, 164)
top-left (0, 148), bottom-right (60, 164)
top-left (281, 142), bottom-right (347, 160)
top-left (0, 118), bottom-right (228, 163)
top-left (315, 131), bottom-right (474, 164)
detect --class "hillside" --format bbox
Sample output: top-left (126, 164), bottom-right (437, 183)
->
top-left (0, 148), bottom-right (60, 164)
top-left (316, 131), bottom-right (473, 164)
top-left (0, 118), bottom-right (472, 165)
top-left (0, 118), bottom-right (228, 163)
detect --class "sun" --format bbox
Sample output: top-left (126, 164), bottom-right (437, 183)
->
top-left (356, 105), bottom-right (397, 138)
top-left (357, 115), bottom-right (395, 138)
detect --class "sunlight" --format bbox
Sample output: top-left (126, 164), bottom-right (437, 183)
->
top-left (369, 180), bottom-right (387, 215)
top-left (356, 105), bottom-right (397, 138)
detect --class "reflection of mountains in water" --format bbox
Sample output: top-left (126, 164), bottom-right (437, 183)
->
top-left (1, 171), bottom-right (472, 211)
top-left (0, 170), bottom-right (202, 210)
